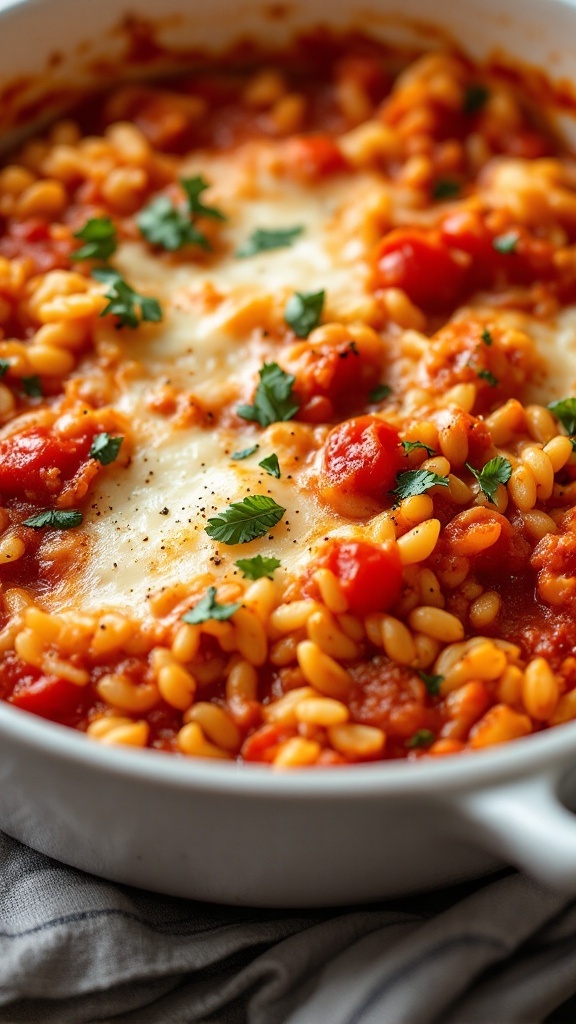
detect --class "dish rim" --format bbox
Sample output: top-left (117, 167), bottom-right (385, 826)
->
top-left (0, 700), bottom-right (574, 795)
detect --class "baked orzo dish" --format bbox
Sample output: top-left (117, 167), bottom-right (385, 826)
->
top-left (1, 43), bottom-right (576, 766)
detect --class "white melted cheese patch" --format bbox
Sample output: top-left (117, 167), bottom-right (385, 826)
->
top-left (75, 425), bottom-right (330, 611)
top-left (53, 159), bottom-right (370, 614)
top-left (524, 308), bottom-right (576, 402)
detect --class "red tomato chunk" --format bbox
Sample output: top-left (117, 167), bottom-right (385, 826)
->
top-left (10, 676), bottom-right (86, 721)
top-left (0, 427), bottom-right (93, 502)
top-left (284, 134), bottom-right (349, 180)
top-left (374, 229), bottom-right (467, 312)
top-left (323, 539), bottom-right (403, 616)
top-left (1, 656), bottom-right (88, 724)
top-left (319, 415), bottom-right (403, 516)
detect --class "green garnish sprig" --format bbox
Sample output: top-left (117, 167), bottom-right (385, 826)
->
top-left (92, 268), bottom-right (162, 329)
top-left (206, 494), bottom-right (286, 545)
top-left (466, 456), bottom-right (512, 503)
top-left (237, 363), bottom-right (299, 427)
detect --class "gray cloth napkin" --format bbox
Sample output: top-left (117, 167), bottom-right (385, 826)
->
top-left (0, 832), bottom-right (574, 1024)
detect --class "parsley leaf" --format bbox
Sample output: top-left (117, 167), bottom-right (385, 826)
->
top-left (466, 456), bottom-right (512, 503)
top-left (89, 432), bottom-right (123, 465)
top-left (237, 363), bottom-right (299, 427)
top-left (369, 383), bottom-right (392, 403)
top-left (21, 375), bottom-right (42, 398)
top-left (235, 554), bottom-right (282, 580)
top-left (548, 397), bottom-right (576, 435)
top-left (181, 586), bottom-right (240, 624)
top-left (481, 328), bottom-right (493, 346)
top-left (93, 268), bottom-right (162, 329)
top-left (418, 670), bottom-right (444, 696)
top-left (181, 176), bottom-right (226, 221)
top-left (258, 453), bottom-right (281, 478)
top-left (206, 494), bottom-right (286, 544)
top-left (231, 445), bottom-right (259, 461)
top-left (0, 360), bottom-right (8, 377)
top-left (392, 469), bottom-right (449, 503)
top-left (493, 232), bottom-right (519, 254)
top-left (72, 217), bottom-right (117, 261)
top-left (401, 440), bottom-right (436, 457)
top-left (406, 729), bottom-right (435, 749)
top-left (284, 289), bottom-right (325, 338)
top-left (137, 176), bottom-right (225, 252)
top-left (23, 509), bottom-right (83, 530)
top-left (463, 83), bottom-right (490, 114)
top-left (476, 368), bottom-right (499, 387)
top-left (137, 195), bottom-right (211, 252)
top-left (236, 226), bottom-right (303, 257)
top-left (432, 179), bottom-right (460, 200)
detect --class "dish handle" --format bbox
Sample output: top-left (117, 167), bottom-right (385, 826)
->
top-left (452, 771), bottom-right (576, 891)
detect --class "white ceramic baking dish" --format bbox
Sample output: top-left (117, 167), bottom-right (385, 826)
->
top-left (1, 0), bottom-right (576, 908)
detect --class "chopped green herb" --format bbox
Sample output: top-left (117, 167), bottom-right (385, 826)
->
top-left (392, 469), bottom-right (449, 503)
top-left (236, 226), bottom-right (303, 257)
top-left (571, 437), bottom-right (576, 452)
top-left (23, 509), bottom-right (83, 530)
top-left (89, 432), bottom-right (123, 465)
top-left (432, 179), bottom-right (460, 200)
top-left (401, 440), bottom-right (436, 457)
top-left (418, 671), bottom-right (444, 696)
top-left (548, 397), bottom-right (576, 435)
top-left (258, 453), bottom-right (281, 478)
top-left (493, 232), bottom-right (519, 254)
top-left (476, 367), bottom-right (499, 387)
top-left (466, 456), bottom-right (512, 503)
top-left (71, 217), bottom-right (117, 261)
top-left (21, 375), bottom-right (42, 398)
top-left (406, 729), bottom-right (435, 749)
top-left (284, 289), bottom-right (325, 338)
top-left (181, 586), bottom-right (240, 625)
top-left (234, 554), bottom-right (282, 580)
top-left (231, 445), bottom-right (259, 461)
top-left (237, 363), bottom-right (299, 427)
top-left (181, 176), bottom-right (226, 221)
top-left (463, 83), bottom-right (490, 114)
top-left (137, 176), bottom-right (225, 252)
top-left (137, 195), bottom-right (211, 252)
top-left (369, 383), bottom-right (392, 403)
top-left (206, 494), bottom-right (286, 545)
top-left (92, 268), bottom-right (162, 329)
top-left (481, 328), bottom-right (493, 346)
top-left (0, 360), bottom-right (10, 378)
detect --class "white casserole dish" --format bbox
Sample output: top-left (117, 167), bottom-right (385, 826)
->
top-left (0, 0), bottom-right (576, 907)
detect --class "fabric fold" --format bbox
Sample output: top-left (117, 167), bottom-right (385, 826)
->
top-left (0, 832), bottom-right (574, 1024)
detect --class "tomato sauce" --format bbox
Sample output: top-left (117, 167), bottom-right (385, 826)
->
top-left (1, 45), bottom-right (576, 765)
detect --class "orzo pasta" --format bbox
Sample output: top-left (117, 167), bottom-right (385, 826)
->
top-left (1, 44), bottom-right (576, 767)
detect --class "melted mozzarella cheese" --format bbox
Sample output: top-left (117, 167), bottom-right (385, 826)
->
top-left (68, 423), bottom-right (340, 612)
top-left (525, 308), bottom-right (576, 402)
top-left (52, 157), bottom-right (372, 614)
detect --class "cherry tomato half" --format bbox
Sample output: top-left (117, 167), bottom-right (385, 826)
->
top-left (374, 228), bottom-right (468, 312)
top-left (284, 134), bottom-right (348, 180)
top-left (323, 538), bottom-right (403, 616)
top-left (319, 415), bottom-right (403, 517)
top-left (0, 427), bottom-right (93, 502)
